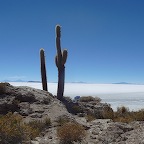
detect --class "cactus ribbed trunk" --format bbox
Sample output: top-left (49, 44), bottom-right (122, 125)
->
top-left (55, 25), bottom-right (68, 100)
top-left (40, 48), bottom-right (48, 91)
top-left (57, 66), bottom-right (65, 100)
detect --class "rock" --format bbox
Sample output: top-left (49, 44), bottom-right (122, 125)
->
top-left (19, 102), bottom-right (32, 116)
top-left (15, 92), bottom-right (36, 103)
top-left (77, 101), bottom-right (114, 119)
top-left (0, 97), bottom-right (19, 114)
top-left (30, 113), bottom-right (42, 118)
top-left (31, 141), bottom-right (39, 144)
top-left (0, 83), bottom-right (53, 115)
top-left (114, 122), bottom-right (134, 132)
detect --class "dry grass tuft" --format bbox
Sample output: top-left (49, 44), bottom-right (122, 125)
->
top-left (79, 96), bottom-right (101, 103)
top-left (57, 122), bottom-right (86, 144)
top-left (112, 106), bottom-right (144, 123)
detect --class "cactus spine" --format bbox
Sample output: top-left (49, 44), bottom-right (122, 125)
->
top-left (40, 48), bottom-right (48, 91)
top-left (55, 25), bottom-right (68, 100)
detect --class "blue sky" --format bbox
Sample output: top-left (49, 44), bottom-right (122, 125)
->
top-left (0, 0), bottom-right (144, 83)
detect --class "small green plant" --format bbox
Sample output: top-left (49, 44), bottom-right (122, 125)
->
top-left (44, 117), bottom-right (51, 127)
top-left (57, 122), bottom-right (86, 144)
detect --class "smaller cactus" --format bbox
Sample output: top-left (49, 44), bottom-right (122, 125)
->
top-left (40, 48), bottom-right (48, 91)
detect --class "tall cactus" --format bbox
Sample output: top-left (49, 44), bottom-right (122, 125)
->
top-left (55, 25), bottom-right (68, 100)
top-left (40, 48), bottom-right (48, 91)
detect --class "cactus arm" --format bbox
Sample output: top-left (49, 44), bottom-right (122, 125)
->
top-left (40, 48), bottom-right (48, 91)
top-left (62, 49), bottom-right (68, 65)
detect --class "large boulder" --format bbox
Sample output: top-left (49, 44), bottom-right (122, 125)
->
top-left (0, 83), bottom-right (53, 115)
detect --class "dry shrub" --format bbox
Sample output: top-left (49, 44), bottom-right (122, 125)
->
top-left (57, 122), bottom-right (86, 143)
top-left (133, 109), bottom-right (144, 121)
top-left (113, 116), bottom-right (133, 123)
top-left (101, 105), bottom-right (144, 123)
top-left (71, 105), bottom-right (83, 114)
top-left (116, 106), bottom-right (129, 117)
top-left (0, 112), bottom-right (39, 144)
top-left (102, 107), bottom-right (114, 119)
top-left (27, 120), bottom-right (45, 132)
top-left (27, 117), bottom-right (51, 133)
top-left (0, 112), bottom-right (51, 144)
top-left (56, 116), bottom-right (71, 126)
top-left (79, 96), bottom-right (101, 103)
top-left (113, 106), bottom-right (137, 123)
top-left (113, 106), bottom-right (131, 123)
top-left (86, 114), bottom-right (96, 122)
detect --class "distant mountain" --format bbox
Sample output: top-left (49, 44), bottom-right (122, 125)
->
top-left (113, 82), bottom-right (132, 84)
top-left (70, 81), bottom-right (87, 83)
top-left (28, 81), bottom-right (41, 83)
top-left (2, 79), bottom-right (26, 82)
top-left (15, 79), bottom-right (26, 82)
top-left (2, 80), bottom-right (42, 83)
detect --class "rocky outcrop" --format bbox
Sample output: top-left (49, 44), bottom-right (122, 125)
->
top-left (31, 118), bottom-right (144, 144)
top-left (79, 101), bottom-right (114, 119)
top-left (0, 83), bottom-right (144, 144)
top-left (0, 83), bottom-right (52, 115)
top-left (86, 120), bottom-right (144, 144)
top-left (62, 97), bottom-right (113, 119)
top-left (0, 83), bottom-right (71, 123)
